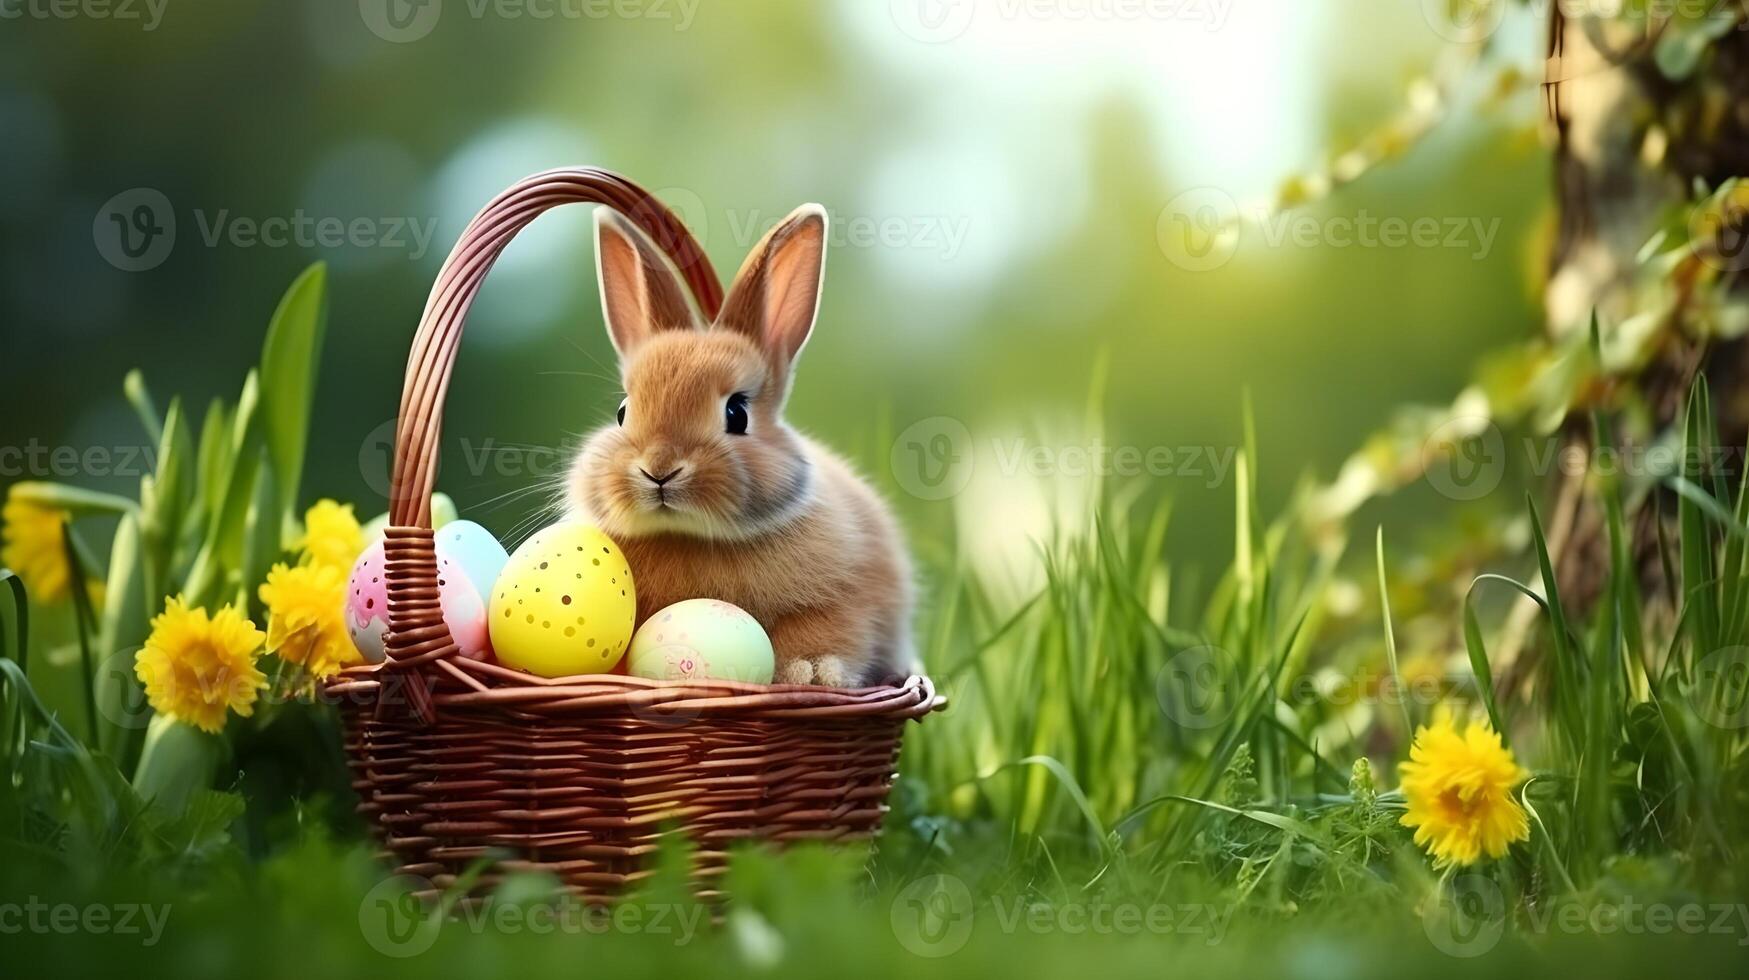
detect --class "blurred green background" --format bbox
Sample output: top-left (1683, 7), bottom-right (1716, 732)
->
top-left (0, 0), bottom-right (1546, 586)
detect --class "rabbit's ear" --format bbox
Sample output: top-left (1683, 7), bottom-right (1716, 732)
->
top-left (717, 204), bottom-right (828, 366)
top-left (595, 208), bottom-right (699, 357)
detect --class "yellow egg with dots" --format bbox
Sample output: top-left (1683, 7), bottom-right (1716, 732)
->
top-left (488, 522), bottom-right (635, 677)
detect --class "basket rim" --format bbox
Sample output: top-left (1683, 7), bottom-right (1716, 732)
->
top-left (325, 663), bottom-right (945, 721)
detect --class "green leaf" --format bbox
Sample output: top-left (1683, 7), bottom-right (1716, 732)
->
top-left (131, 712), bottom-right (226, 817)
top-left (975, 754), bottom-right (1111, 852)
top-left (140, 398), bottom-right (194, 606)
top-left (6, 481), bottom-right (138, 517)
top-left (195, 398), bottom-right (233, 517)
top-left (0, 570), bottom-right (27, 672)
top-left (239, 447), bottom-right (281, 616)
top-left (96, 514), bottom-right (150, 768)
top-left (1130, 793), bottom-right (1329, 846)
top-left (1461, 596), bottom-right (1503, 735)
top-left (123, 369), bottom-right (162, 446)
top-left (60, 522), bottom-right (100, 746)
top-left (183, 372), bottom-right (263, 605)
top-left (154, 789), bottom-right (245, 861)
top-left (257, 262), bottom-right (329, 541)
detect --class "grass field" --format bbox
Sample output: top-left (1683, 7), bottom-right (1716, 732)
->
top-left (3, 275), bottom-right (1749, 978)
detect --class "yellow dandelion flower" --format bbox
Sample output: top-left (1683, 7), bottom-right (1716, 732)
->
top-left (1, 492), bottom-right (72, 603)
top-left (258, 561), bottom-right (360, 679)
top-left (134, 597), bottom-right (267, 734)
top-left (1399, 712), bottom-right (1530, 867)
top-left (297, 499), bottom-right (363, 570)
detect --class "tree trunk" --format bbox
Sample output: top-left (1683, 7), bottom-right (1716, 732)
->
top-left (1502, 5), bottom-right (1749, 693)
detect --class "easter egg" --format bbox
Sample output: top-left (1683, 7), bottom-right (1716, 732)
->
top-left (436, 520), bottom-right (509, 603)
top-left (344, 542), bottom-right (391, 664)
top-left (488, 522), bottom-right (636, 677)
top-left (626, 599), bottom-right (774, 684)
top-left (345, 539), bottom-right (492, 664)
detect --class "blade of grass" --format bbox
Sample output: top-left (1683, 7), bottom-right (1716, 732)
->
top-left (60, 523), bottom-right (100, 746)
top-left (1528, 495), bottom-right (1586, 751)
top-left (1461, 596), bottom-right (1504, 734)
top-left (258, 262), bottom-right (329, 540)
top-left (0, 570), bottom-right (26, 672)
top-left (123, 369), bottom-right (162, 446)
top-left (184, 371), bottom-right (264, 605)
top-left (1376, 527), bottom-right (1413, 736)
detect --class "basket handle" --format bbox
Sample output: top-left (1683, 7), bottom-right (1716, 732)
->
top-left (379, 169), bottom-right (722, 712)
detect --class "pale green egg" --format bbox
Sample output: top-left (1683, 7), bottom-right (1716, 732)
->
top-left (626, 598), bottom-right (774, 684)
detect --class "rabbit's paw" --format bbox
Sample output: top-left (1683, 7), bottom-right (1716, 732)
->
top-left (775, 659), bottom-right (817, 685)
top-left (811, 656), bottom-right (859, 689)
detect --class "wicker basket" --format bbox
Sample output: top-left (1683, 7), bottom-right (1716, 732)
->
top-left (328, 167), bottom-right (944, 900)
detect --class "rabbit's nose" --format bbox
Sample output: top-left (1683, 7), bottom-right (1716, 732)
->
top-left (639, 466), bottom-right (684, 487)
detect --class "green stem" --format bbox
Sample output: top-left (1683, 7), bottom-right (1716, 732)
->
top-left (62, 523), bottom-right (101, 746)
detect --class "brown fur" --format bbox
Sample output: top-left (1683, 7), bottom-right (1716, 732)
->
top-left (566, 205), bottom-right (914, 686)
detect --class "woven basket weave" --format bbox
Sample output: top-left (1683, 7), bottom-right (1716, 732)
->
top-left (328, 167), bottom-right (943, 900)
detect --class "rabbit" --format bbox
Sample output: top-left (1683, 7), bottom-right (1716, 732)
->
top-left (565, 203), bottom-right (915, 688)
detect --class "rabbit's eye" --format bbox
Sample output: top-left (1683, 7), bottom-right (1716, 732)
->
top-left (725, 392), bottom-right (750, 435)
top-left (616, 398), bottom-right (628, 426)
